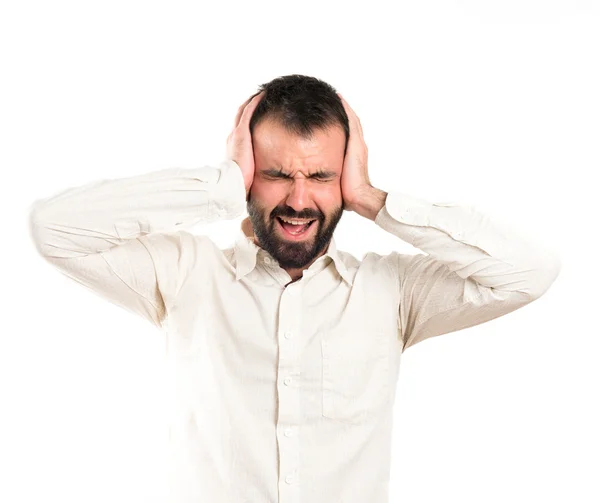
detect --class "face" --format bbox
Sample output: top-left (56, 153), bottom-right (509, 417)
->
top-left (247, 118), bottom-right (346, 270)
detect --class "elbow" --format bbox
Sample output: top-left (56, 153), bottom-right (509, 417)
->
top-left (28, 211), bottom-right (46, 258)
top-left (28, 200), bottom-right (52, 258)
top-left (28, 202), bottom-right (42, 250)
top-left (527, 253), bottom-right (562, 300)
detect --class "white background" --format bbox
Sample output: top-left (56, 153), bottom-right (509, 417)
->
top-left (1, 1), bottom-right (598, 502)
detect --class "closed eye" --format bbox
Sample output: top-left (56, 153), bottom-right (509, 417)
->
top-left (263, 169), bottom-right (335, 181)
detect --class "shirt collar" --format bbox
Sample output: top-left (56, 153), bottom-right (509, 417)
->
top-left (233, 221), bottom-right (353, 286)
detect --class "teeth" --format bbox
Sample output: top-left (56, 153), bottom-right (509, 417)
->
top-left (280, 217), bottom-right (315, 225)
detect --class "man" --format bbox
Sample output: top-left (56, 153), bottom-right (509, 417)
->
top-left (28, 74), bottom-right (561, 503)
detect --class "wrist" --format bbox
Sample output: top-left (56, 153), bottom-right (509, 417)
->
top-left (348, 186), bottom-right (388, 221)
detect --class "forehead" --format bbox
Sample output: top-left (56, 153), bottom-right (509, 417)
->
top-left (253, 119), bottom-right (345, 173)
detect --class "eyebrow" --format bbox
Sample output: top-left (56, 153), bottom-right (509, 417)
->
top-left (262, 168), bottom-right (337, 179)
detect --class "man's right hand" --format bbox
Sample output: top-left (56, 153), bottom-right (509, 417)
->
top-left (226, 90), bottom-right (265, 199)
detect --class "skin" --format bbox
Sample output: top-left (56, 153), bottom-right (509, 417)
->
top-left (247, 119), bottom-right (346, 281)
top-left (242, 93), bottom-right (388, 283)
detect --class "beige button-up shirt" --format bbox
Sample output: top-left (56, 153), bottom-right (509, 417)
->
top-left (28, 159), bottom-right (561, 503)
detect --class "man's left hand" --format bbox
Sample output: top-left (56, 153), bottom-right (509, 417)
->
top-left (338, 93), bottom-right (372, 212)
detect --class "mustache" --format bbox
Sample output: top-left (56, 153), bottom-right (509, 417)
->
top-left (273, 214), bottom-right (321, 221)
top-left (273, 211), bottom-right (322, 220)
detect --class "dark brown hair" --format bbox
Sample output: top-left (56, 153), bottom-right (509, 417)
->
top-left (249, 74), bottom-right (349, 157)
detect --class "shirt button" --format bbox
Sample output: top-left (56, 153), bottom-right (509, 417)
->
top-left (284, 331), bottom-right (293, 339)
top-left (285, 474), bottom-right (294, 484)
top-left (264, 257), bottom-right (271, 264)
top-left (284, 428), bottom-right (294, 437)
top-left (283, 377), bottom-right (292, 386)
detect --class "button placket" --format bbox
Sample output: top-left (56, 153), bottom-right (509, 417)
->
top-left (276, 285), bottom-right (303, 500)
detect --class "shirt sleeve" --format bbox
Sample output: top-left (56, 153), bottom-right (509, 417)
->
top-left (28, 159), bottom-right (247, 329)
top-left (374, 191), bottom-right (562, 353)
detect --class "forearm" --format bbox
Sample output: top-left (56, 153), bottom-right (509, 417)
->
top-left (28, 159), bottom-right (246, 258)
top-left (374, 191), bottom-right (561, 300)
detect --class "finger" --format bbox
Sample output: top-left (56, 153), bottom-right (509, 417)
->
top-left (238, 90), bottom-right (265, 128)
top-left (233, 92), bottom-right (261, 129)
top-left (233, 97), bottom-right (252, 129)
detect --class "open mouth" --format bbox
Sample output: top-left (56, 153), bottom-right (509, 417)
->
top-left (275, 217), bottom-right (317, 239)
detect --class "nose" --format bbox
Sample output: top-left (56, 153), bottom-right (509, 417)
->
top-left (284, 179), bottom-right (312, 214)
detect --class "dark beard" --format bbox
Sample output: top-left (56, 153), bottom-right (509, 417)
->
top-left (246, 193), bottom-right (344, 270)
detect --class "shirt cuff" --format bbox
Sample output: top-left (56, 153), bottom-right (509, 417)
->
top-left (375, 191), bottom-right (433, 228)
top-left (209, 158), bottom-right (248, 220)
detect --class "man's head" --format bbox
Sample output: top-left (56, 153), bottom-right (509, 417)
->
top-left (246, 74), bottom-right (350, 271)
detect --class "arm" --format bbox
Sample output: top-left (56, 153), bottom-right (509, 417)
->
top-left (336, 93), bottom-right (560, 352)
top-left (367, 188), bottom-right (561, 352)
top-left (28, 159), bottom-right (247, 328)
